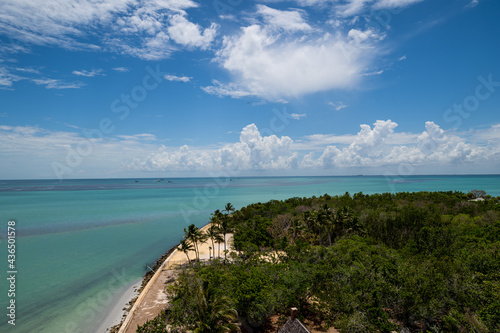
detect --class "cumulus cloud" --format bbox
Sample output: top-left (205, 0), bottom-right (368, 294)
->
top-left (167, 14), bottom-right (218, 49)
top-left (302, 120), bottom-right (496, 170)
top-left (130, 124), bottom-right (298, 171)
top-left (2, 121), bottom-right (500, 178)
top-left (202, 0), bottom-right (400, 101)
top-left (309, 120), bottom-right (398, 168)
top-left (205, 23), bottom-right (381, 101)
top-left (129, 120), bottom-right (500, 175)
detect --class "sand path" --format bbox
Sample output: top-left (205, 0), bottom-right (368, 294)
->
top-left (118, 224), bottom-right (233, 333)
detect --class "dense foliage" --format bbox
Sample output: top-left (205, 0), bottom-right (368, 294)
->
top-left (138, 191), bottom-right (500, 332)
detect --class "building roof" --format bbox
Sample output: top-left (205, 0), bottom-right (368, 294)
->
top-left (278, 318), bottom-right (311, 333)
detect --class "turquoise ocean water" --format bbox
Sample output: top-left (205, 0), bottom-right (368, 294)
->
top-left (1, 175), bottom-right (499, 332)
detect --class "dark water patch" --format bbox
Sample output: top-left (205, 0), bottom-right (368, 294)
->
top-left (0, 216), bottom-right (157, 239)
top-left (0, 177), bottom-right (341, 192)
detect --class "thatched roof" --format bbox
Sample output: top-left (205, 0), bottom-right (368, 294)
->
top-left (278, 318), bottom-right (311, 333)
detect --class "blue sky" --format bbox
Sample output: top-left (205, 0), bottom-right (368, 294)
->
top-left (0, 0), bottom-right (499, 179)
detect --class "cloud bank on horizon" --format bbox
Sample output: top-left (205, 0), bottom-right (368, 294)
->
top-left (1, 0), bottom-right (499, 179)
top-left (1, 119), bottom-right (499, 179)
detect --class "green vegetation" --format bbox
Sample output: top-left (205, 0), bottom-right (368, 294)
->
top-left (138, 191), bottom-right (500, 332)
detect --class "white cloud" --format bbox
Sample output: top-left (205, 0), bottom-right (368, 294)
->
top-left (32, 78), bottom-right (85, 89)
top-left (260, 0), bottom-right (423, 16)
top-left (116, 133), bottom-right (157, 141)
top-left (108, 31), bottom-right (176, 60)
top-left (301, 133), bottom-right (357, 147)
top-left (256, 5), bottom-right (312, 32)
top-left (201, 80), bottom-right (254, 98)
top-left (337, 0), bottom-right (373, 17)
top-left (471, 124), bottom-right (500, 142)
top-left (72, 69), bottom-right (104, 77)
top-left (167, 14), bottom-right (218, 49)
top-left (374, 0), bottom-right (424, 10)
top-left (130, 124), bottom-right (299, 171)
top-left (290, 113), bottom-right (307, 120)
top-left (302, 120), bottom-right (496, 169)
top-left (3, 121), bottom-right (500, 178)
top-left (150, 0), bottom-right (199, 13)
top-left (348, 28), bottom-right (385, 44)
top-left (130, 121), bottom-right (500, 174)
top-left (399, 55), bottom-right (407, 61)
top-left (137, 32), bottom-right (176, 60)
top-left (328, 101), bottom-right (348, 111)
top-left (14, 67), bottom-right (41, 74)
top-left (164, 74), bottom-right (192, 82)
top-left (0, 67), bottom-right (23, 87)
top-left (467, 0), bottom-right (479, 8)
top-left (0, 0), bottom-right (216, 62)
top-left (112, 67), bottom-right (129, 72)
top-left (0, 125), bottom-right (159, 179)
top-left (0, 43), bottom-right (30, 55)
top-left (361, 69), bottom-right (384, 76)
top-left (219, 14), bottom-right (238, 21)
top-left (0, 0), bottom-right (133, 48)
top-left (207, 23), bottom-right (381, 101)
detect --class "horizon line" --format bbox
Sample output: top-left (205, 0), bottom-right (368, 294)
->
top-left (2, 173), bottom-right (500, 182)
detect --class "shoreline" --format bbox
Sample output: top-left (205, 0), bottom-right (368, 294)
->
top-left (97, 279), bottom-right (142, 333)
top-left (106, 222), bottom-right (212, 333)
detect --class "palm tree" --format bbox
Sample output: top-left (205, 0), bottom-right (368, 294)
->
top-left (289, 217), bottom-right (306, 243)
top-left (220, 216), bottom-right (231, 261)
top-left (211, 209), bottom-right (227, 259)
top-left (206, 224), bottom-right (220, 260)
top-left (224, 202), bottom-right (234, 215)
top-left (197, 232), bottom-right (209, 260)
top-left (178, 238), bottom-right (194, 263)
top-left (320, 204), bottom-right (335, 246)
top-left (214, 233), bottom-right (224, 258)
top-left (184, 224), bottom-right (203, 261)
top-left (192, 282), bottom-right (240, 333)
top-left (212, 209), bottom-right (223, 227)
top-left (220, 203), bottom-right (235, 261)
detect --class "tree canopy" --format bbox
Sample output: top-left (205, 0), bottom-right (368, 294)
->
top-left (138, 191), bottom-right (500, 333)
